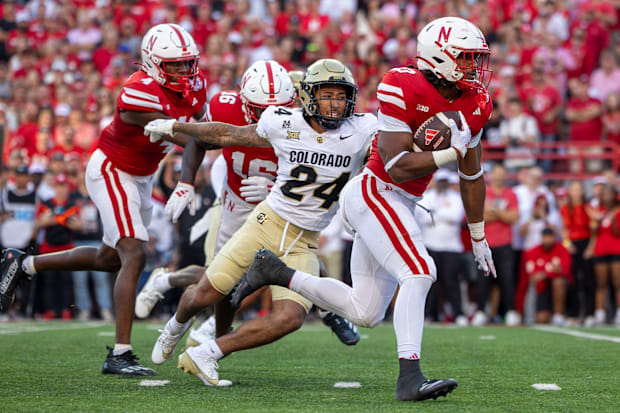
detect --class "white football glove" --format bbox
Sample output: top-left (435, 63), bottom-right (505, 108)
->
top-left (165, 181), bottom-right (195, 223)
top-left (471, 237), bottom-right (497, 278)
top-left (144, 119), bottom-right (176, 143)
top-left (448, 111), bottom-right (472, 158)
top-left (239, 176), bottom-right (274, 203)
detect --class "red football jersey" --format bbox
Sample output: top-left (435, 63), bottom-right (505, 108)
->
top-left (367, 67), bottom-right (492, 196)
top-left (209, 90), bottom-right (278, 203)
top-left (97, 70), bottom-right (207, 176)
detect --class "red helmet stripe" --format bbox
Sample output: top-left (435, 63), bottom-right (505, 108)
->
top-left (264, 61), bottom-right (275, 99)
top-left (169, 24), bottom-right (187, 48)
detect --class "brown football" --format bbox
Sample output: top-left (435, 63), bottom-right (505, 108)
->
top-left (412, 111), bottom-right (461, 152)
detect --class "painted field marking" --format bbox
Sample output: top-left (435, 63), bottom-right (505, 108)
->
top-left (533, 325), bottom-right (620, 344)
top-left (139, 380), bottom-right (170, 387)
top-left (532, 383), bottom-right (561, 391)
top-left (479, 335), bottom-right (496, 340)
top-left (97, 331), bottom-right (115, 336)
top-left (334, 382), bottom-right (361, 388)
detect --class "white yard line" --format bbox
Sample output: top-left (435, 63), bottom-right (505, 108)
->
top-left (0, 322), bottom-right (106, 335)
top-left (532, 325), bottom-right (620, 343)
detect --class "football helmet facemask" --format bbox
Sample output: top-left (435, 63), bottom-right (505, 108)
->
top-left (417, 17), bottom-right (491, 91)
top-left (141, 23), bottom-right (199, 96)
top-left (299, 59), bottom-right (357, 130)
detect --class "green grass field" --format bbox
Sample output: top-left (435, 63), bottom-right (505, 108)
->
top-left (2, 321), bottom-right (619, 412)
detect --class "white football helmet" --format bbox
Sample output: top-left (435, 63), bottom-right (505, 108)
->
top-left (240, 60), bottom-right (295, 123)
top-left (417, 17), bottom-right (491, 90)
top-left (141, 23), bottom-right (199, 95)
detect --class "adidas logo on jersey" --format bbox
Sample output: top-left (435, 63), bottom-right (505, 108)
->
top-left (192, 97), bottom-right (198, 106)
top-left (473, 107), bottom-right (481, 115)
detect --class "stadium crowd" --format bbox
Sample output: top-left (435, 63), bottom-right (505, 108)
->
top-left (1, 0), bottom-right (620, 327)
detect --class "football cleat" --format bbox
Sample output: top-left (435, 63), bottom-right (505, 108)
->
top-left (177, 346), bottom-right (233, 387)
top-left (102, 346), bottom-right (156, 376)
top-left (152, 318), bottom-right (194, 364)
top-left (184, 315), bottom-right (216, 350)
top-left (0, 249), bottom-right (29, 313)
top-left (322, 312), bottom-right (360, 346)
top-left (396, 378), bottom-right (458, 401)
top-left (135, 267), bottom-right (167, 319)
top-left (231, 249), bottom-right (294, 308)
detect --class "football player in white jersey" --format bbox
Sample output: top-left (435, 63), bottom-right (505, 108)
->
top-left (230, 17), bottom-right (497, 401)
top-left (145, 59), bottom-right (375, 386)
top-left (136, 61), bottom-right (359, 347)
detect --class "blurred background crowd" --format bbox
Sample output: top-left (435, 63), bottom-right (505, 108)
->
top-left (1, 0), bottom-right (620, 327)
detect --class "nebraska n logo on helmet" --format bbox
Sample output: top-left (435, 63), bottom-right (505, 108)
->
top-left (239, 60), bottom-right (295, 123)
top-left (299, 59), bottom-right (358, 130)
top-left (417, 17), bottom-right (492, 92)
top-left (140, 23), bottom-right (200, 97)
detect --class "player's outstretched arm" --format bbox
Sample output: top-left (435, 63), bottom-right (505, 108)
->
top-left (145, 119), bottom-right (271, 148)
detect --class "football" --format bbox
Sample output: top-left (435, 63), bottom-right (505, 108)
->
top-left (412, 111), bottom-right (461, 152)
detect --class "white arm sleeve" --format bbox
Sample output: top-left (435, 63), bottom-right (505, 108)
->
top-left (377, 110), bottom-right (412, 133)
top-left (210, 154), bottom-right (227, 199)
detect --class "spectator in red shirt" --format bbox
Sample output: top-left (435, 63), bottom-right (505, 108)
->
top-left (517, 227), bottom-right (572, 325)
top-left (521, 67), bottom-right (562, 172)
top-left (92, 28), bottom-right (119, 74)
top-left (585, 184), bottom-right (620, 326)
top-left (561, 181), bottom-right (595, 325)
top-left (472, 164), bottom-right (520, 326)
top-left (566, 75), bottom-right (603, 172)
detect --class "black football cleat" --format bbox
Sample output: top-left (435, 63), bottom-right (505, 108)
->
top-left (102, 346), bottom-right (157, 376)
top-left (231, 249), bottom-right (294, 307)
top-left (322, 312), bottom-right (360, 346)
top-left (0, 248), bottom-right (29, 312)
top-left (396, 378), bottom-right (458, 401)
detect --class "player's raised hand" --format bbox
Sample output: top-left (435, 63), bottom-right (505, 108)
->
top-left (239, 176), bottom-right (274, 203)
top-left (144, 119), bottom-right (176, 142)
top-left (165, 181), bottom-right (195, 223)
top-left (448, 111), bottom-right (472, 158)
top-left (471, 237), bottom-right (497, 278)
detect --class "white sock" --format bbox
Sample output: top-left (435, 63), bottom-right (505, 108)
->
top-left (167, 313), bottom-right (190, 335)
top-left (289, 270), bottom-right (356, 320)
top-left (394, 277), bottom-right (433, 360)
top-left (22, 256), bottom-right (37, 276)
top-left (153, 272), bottom-right (171, 293)
top-left (197, 315), bottom-right (216, 334)
top-left (204, 339), bottom-right (224, 361)
top-left (113, 344), bottom-right (132, 356)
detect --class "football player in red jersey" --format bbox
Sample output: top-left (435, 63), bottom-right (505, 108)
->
top-left (0, 24), bottom-right (209, 376)
top-left (230, 17), bottom-right (498, 401)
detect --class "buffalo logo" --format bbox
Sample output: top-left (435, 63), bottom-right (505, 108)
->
top-left (287, 131), bottom-right (300, 140)
top-left (424, 129), bottom-right (439, 146)
top-left (256, 213), bottom-right (267, 224)
top-left (316, 136), bottom-right (324, 144)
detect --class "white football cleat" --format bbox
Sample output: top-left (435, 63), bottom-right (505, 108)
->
top-left (152, 318), bottom-right (194, 365)
top-left (471, 310), bottom-right (487, 327)
top-left (583, 316), bottom-right (595, 328)
top-left (186, 315), bottom-right (216, 348)
top-left (614, 310), bottom-right (620, 327)
top-left (505, 310), bottom-right (521, 327)
top-left (135, 268), bottom-right (167, 319)
top-left (178, 345), bottom-right (232, 387)
top-left (594, 309), bottom-right (606, 325)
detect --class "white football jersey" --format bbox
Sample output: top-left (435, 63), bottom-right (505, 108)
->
top-left (256, 106), bottom-right (376, 231)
